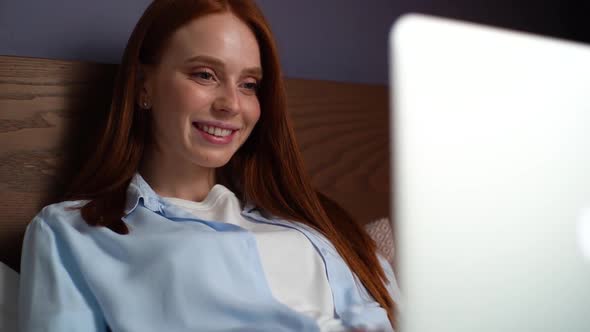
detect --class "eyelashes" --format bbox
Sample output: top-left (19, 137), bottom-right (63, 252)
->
top-left (241, 81), bottom-right (259, 92)
top-left (192, 71), bottom-right (214, 81)
top-left (190, 70), bottom-right (260, 93)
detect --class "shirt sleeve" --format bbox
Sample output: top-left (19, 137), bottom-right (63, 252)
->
top-left (18, 214), bottom-right (107, 332)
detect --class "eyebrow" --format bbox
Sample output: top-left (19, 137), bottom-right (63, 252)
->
top-left (185, 55), bottom-right (263, 79)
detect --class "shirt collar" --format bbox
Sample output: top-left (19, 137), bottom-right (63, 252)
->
top-left (243, 202), bottom-right (258, 214)
top-left (124, 173), bottom-right (164, 215)
top-left (124, 172), bottom-right (258, 216)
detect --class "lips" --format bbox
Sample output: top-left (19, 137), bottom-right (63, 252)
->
top-left (192, 121), bottom-right (239, 144)
top-left (195, 123), bottom-right (233, 137)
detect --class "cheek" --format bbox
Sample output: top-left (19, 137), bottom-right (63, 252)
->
top-left (155, 75), bottom-right (212, 113)
top-left (245, 99), bottom-right (261, 126)
top-left (150, 78), bottom-right (213, 142)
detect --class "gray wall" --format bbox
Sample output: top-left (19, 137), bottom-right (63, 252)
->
top-left (0, 0), bottom-right (397, 84)
top-left (0, 0), bottom-right (150, 68)
top-left (0, 0), bottom-right (585, 85)
top-left (256, 0), bottom-right (398, 84)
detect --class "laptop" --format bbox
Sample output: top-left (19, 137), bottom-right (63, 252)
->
top-left (389, 14), bottom-right (590, 332)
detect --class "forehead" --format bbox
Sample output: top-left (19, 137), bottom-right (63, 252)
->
top-left (162, 12), bottom-right (261, 69)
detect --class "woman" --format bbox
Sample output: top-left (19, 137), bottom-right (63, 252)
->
top-left (18, 0), bottom-right (400, 331)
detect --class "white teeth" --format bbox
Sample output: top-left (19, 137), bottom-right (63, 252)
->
top-left (196, 123), bottom-right (233, 137)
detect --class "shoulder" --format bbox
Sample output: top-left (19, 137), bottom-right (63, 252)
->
top-left (27, 200), bottom-right (91, 236)
top-left (35, 200), bottom-right (88, 222)
top-left (22, 200), bottom-right (107, 271)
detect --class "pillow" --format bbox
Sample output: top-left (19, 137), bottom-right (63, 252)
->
top-left (0, 261), bottom-right (18, 331)
top-left (365, 218), bottom-right (395, 269)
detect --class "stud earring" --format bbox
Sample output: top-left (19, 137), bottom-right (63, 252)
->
top-left (142, 101), bottom-right (150, 109)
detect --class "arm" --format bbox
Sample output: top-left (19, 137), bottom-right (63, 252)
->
top-left (18, 214), bottom-right (107, 332)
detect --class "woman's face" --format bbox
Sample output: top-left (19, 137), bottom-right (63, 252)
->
top-left (140, 12), bottom-right (262, 170)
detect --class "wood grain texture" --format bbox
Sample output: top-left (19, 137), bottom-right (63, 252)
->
top-left (285, 79), bottom-right (391, 225)
top-left (0, 55), bottom-right (390, 271)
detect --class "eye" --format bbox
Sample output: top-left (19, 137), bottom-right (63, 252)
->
top-left (240, 81), bottom-right (260, 93)
top-left (190, 70), bottom-right (216, 82)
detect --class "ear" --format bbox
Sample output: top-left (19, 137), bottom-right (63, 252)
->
top-left (136, 64), bottom-right (155, 109)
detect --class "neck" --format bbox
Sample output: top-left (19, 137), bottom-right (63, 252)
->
top-left (139, 145), bottom-right (215, 202)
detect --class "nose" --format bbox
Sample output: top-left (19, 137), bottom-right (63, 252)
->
top-left (212, 84), bottom-right (240, 115)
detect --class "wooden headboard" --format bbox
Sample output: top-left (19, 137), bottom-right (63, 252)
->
top-left (0, 55), bottom-right (391, 271)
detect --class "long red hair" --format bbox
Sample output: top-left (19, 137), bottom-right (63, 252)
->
top-left (66, 0), bottom-right (396, 327)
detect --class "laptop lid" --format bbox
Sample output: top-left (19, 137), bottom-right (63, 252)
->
top-left (390, 14), bottom-right (590, 332)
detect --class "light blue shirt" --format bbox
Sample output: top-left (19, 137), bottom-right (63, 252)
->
top-left (18, 174), bottom-right (401, 331)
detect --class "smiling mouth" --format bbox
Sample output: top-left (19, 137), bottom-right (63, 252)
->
top-left (193, 122), bottom-right (236, 137)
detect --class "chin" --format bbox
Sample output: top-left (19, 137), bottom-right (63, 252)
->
top-left (192, 153), bottom-right (234, 169)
